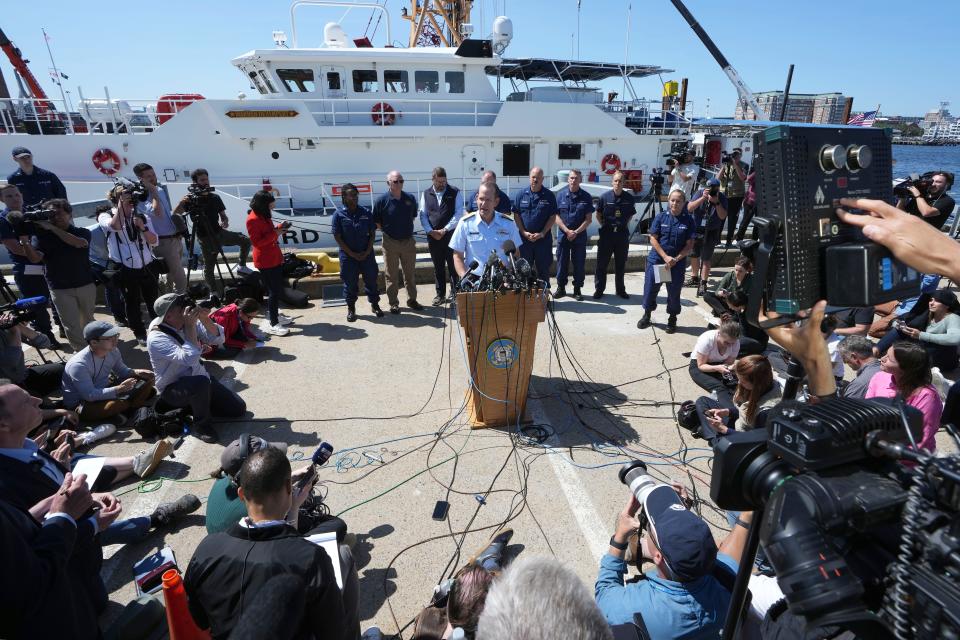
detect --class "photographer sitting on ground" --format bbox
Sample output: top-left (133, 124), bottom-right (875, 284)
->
top-left (33, 199), bottom-right (96, 351)
top-left (689, 317), bottom-right (741, 399)
top-left (702, 256), bottom-right (752, 318)
top-left (146, 293), bottom-right (246, 444)
top-left (185, 446), bottom-right (354, 640)
top-left (595, 483), bottom-right (753, 637)
top-left (874, 289), bottom-right (960, 372)
top-left (61, 321), bottom-right (156, 422)
top-left (174, 169), bottom-right (251, 296)
top-left (209, 298), bottom-right (263, 359)
top-left (689, 355), bottom-right (782, 446)
top-left (895, 170), bottom-right (955, 230)
top-left (101, 183), bottom-right (160, 347)
top-left (0, 312), bottom-right (63, 398)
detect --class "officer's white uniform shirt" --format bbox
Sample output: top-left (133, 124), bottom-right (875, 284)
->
top-left (449, 211), bottom-right (523, 275)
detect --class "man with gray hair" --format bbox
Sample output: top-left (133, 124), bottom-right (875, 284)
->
top-left (476, 556), bottom-right (613, 640)
top-left (838, 335), bottom-right (882, 399)
top-left (373, 170), bottom-right (422, 314)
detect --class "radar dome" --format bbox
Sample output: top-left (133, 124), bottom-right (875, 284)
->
top-left (324, 22), bottom-right (349, 48)
top-left (492, 16), bottom-right (513, 54)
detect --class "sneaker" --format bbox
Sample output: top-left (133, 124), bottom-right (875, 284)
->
top-left (683, 276), bottom-right (700, 288)
top-left (277, 313), bottom-right (294, 326)
top-left (132, 439), bottom-right (174, 478)
top-left (553, 287), bottom-right (567, 299)
top-left (931, 367), bottom-right (951, 401)
top-left (235, 264), bottom-right (254, 276)
top-left (150, 494), bottom-right (201, 528)
top-left (573, 288), bottom-right (583, 301)
top-left (592, 290), bottom-right (603, 300)
top-left (389, 305), bottom-right (400, 315)
top-left (371, 304), bottom-right (385, 318)
top-left (616, 291), bottom-right (630, 300)
top-left (432, 295), bottom-right (444, 307)
top-left (637, 313), bottom-right (652, 330)
top-left (191, 423), bottom-right (219, 444)
top-left (260, 320), bottom-right (289, 336)
top-left (346, 306), bottom-right (357, 322)
top-left (75, 423), bottom-right (117, 448)
top-left (471, 528), bottom-right (514, 573)
top-left (665, 315), bottom-right (678, 334)
top-left (407, 300), bottom-right (424, 311)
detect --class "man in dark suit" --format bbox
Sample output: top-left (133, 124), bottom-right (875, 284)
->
top-left (0, 473), bottom-right (100, 640)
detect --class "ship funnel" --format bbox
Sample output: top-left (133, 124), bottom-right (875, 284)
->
top-left (324, 22), bottom-right (349, 48)
top-left (492, 16), bottom-right (513, 54)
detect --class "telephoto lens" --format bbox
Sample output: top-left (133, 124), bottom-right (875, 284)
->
top-left (618, 461), bottom-right (661, 503)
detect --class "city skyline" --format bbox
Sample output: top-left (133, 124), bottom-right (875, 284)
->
top-left (1, 0), bottom-right (955, 118)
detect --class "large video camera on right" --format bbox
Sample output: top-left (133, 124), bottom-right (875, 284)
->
top-left (746, 125), bottom-right (922, 328)
top-left (712, 397), bottom-right (960, 638)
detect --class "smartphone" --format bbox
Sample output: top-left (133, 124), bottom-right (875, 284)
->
top-left (432, 500), bottom-right (450, 521)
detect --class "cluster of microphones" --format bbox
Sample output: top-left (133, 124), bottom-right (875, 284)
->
top-left (456, 240), bottom-right (539, 293)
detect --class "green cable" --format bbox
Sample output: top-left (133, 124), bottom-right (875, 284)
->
top-left (335, 453), bottom-right (457, 517)
top-left (113, 475), bottom-right (216, 497)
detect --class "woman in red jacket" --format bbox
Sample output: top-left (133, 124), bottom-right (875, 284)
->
top-left (246, 190), bottom-right (291, 336)
top-left (210, 298), bottom-right (262, 357)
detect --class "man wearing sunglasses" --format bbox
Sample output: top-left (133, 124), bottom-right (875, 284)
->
top-left (373, 171), bottom-right (423, 314)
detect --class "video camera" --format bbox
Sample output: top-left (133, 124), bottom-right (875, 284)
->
top-left (4, 203), bottom-right (55, 235)
top-left (0, 296), bottom-right (47, 330)
top-left (892, 172), bottom-right (936, 199)
top-left (649, 167), bottom-right (667, 188)
top-left (711, 397), bottom-right (960, 637)
top-left (186, 184), bottom-right (215, 200)
top-left (113, 177), bottom-right (149, 203)
top-left (175, 284), bottom-right (221, 311)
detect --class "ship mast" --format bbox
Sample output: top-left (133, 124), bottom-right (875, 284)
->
top-left (402, 0), bottom-right (473, 48)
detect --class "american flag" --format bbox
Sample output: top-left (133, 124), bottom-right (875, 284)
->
top-left (847, 110), bottom-right (878, 127)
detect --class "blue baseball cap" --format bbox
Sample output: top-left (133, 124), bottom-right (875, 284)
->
top-left (11, 146), bottom-right (31, 158)
top-left (644, 484), bottom-right (717, 581)
top-left (706, 178), bottom-right (721, 187)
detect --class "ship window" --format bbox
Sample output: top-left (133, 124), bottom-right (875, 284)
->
top-left (258, 70), bottom-right (277, 93)
top-left (559, 144), bottom-right (582, 160)
top-left (248, 71), bottom-right (268, 95)
top-left (326, 73), bottom-right (341, 91)
top-left (415, 71), bottom-right (439, 93)
top-left (277, 69), bottom-right (316, 93)
top-left (445, 71), bottom-right (465, 94)
top-left (352, 70), bottom-right (379, 93)
top-left (384, 70), bottom-right (408, 93)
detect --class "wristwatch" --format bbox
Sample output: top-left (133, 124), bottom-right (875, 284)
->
top-left (609, 535), bottom-right (629, 551)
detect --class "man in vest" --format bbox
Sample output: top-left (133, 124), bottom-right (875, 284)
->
top-left (419, 167), bottom-right (464, 306)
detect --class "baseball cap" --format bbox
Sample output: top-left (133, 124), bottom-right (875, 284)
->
top-left (11, 146), bottom-right (32, 158)
top-left (154, 293), bottom-right (184, 318)
top-left (83, 320), bottom-right (121, 341)
top-left (706, 178), bottom-right (721, 187)
top-left (644, 484), bottom-right (717, 581)
top-left (220, 435), bottom-right (289, 479)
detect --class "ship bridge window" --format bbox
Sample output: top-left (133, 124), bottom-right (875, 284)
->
top-left (559, 144), bottom-right (582, 160)
top-left (415, 70), bottom-right (439, 93)
top-left (258, 70), bottom-right (277, 93)
top-left (384, 70), bottom-right (408, 93)
top-left (326, 73), bottom-right (341, 90)
top-left (445, 71), bottom-right (465, 94)
top-left (248, 71), bottom-right (268, 94)
top-left (277, 69), bottom-right (316, 93)
top-left (352, 70), bottom-right (379, 93)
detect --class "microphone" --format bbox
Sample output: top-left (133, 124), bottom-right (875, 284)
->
top-left (459, 259), bottom-right (481, 291)
top-left (501, 239), bottom-right (518, 275)
top-left (10, 296), bottom-right (48, 309)
top-left (479, 251), bottom-right (499, 291)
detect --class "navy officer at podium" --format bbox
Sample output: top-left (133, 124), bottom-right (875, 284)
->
top-left (451, 182), bottom-right (523, 280)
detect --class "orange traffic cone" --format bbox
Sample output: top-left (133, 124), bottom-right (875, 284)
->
top-left (162, 569), bottom-right (211, 640)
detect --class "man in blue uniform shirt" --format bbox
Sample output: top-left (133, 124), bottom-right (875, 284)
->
top-left (513, 166), bottom-right (557, 287)
top-left (7, 147), bottom-right (67, 208)
top-left (466, 170), bottom-right (512, 214)
top-left (592, 171), bottom-right (636, 300)
top-left (451, 183), bottom-right (523, 278)
top-left (419, 167), bottom-right (464, 306)
top-left (554, 169), bottom-right (593, 301)
top-left (374, 171), bottom-right (423, 314)
top-left (638, 190), bottom-right (695, 334)
top-left (332, 184), bottom-right (383, 323)
top-left (687, 178), bottom-right (728, 298)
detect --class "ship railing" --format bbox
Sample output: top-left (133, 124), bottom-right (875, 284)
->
top-left (292, 97), bottom-right (503, 127)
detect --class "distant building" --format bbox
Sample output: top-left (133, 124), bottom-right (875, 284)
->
top-left (734, 91), bottom-right (849, 124)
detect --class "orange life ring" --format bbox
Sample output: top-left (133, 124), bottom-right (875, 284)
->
top-left (600, 153), bottom-right (621, 175)
top-left (371, 102), bottom-right (396, 126)
top-left (92, 148), bottom-right (122, 176)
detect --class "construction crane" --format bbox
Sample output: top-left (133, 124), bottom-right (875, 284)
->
top-left (0, 26), bottom-right (57, 120)
top-left (668, 0), bottom-right (769, 121)
top-left (401, 0), bottom-right (473, 48)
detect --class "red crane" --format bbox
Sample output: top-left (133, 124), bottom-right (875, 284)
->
top-left (0, 27), bottom-right (57, 119)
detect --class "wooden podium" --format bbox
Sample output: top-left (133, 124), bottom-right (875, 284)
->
top-left (456, 290), bottom-right (546, 429)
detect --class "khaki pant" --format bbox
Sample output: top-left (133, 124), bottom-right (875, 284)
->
top-left (381, 234), bottom-right (418, 307)
top-left (79, 379), bottom-right (156, 421)
top-left (50, 283), bottom-right (96, 350)
top-left (153, 236), bottom-right (188, 294)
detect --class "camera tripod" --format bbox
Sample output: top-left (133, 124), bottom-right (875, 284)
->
top-left (182, 204), bottom-right (237, 296)
top-left (629, 180), bottom-right (665, 241)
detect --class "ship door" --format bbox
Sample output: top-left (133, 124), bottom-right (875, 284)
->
top-left (462, 145), bottom-right (486, 181)
top-left (321, 66), bottom-right (347, 124)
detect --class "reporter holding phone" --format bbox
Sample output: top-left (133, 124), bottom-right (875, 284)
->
top-left (246, 190), bottom-right (291, 337)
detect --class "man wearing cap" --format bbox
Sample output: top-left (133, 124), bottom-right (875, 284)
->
top-left (61, 321), bottom-right (156, 421)
top-left (595, 487), bottom-right (753, 637)
top-left (687, 178), bottom-right (728, 297)
top-left (7, 147), bottom-right (67, 208)
top-left (146, 293), bottom-right (246, 443)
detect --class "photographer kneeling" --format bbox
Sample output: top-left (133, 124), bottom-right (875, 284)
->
top-left (146, 294), bottom-right (245, 443)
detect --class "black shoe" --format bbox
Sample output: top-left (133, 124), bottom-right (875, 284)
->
top-left (191, 423), bottom-right (218, 444)
top-left (665, 315), bottom-right (678, 334)
top-left (472, 528), bottom-right (514, 573)
top-left (407, 300), bottom-right (424, 311)
top-left (683, 276), bottom-right (700, 288)
top-left (58, 325), bottom-right (67, 339)
top-left (592, 290), bottom-right (603, 300)
top-left (573, 288), bottom-right (583, 301)
top-left (372, 304), bottom-right (385, 318)
top-left (696, 283), bottom-right (706, 298)
top-left (637, 313), bottom-right (652, 329)
top-left (446, 293), bottom-right (455, 303)
top-left (347, 305), bottom-right (357, 322)
top-left (150, 494), bottom-right (201, 528)
top-left (389, 305), bottom-right (400, 315)
top-left (432, 295), bottom-right (444, 306)
top-left (553, 287), bottom-right (567, 299)
top-left (616, 291), bottom-right (630, 300)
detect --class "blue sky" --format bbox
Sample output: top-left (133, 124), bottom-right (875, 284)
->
top-left (2, 0), bottom-right (955, 117)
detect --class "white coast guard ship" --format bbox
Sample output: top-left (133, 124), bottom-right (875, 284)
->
top-left (1, 1), bottom-right (698, 248)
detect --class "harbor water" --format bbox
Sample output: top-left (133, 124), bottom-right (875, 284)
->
top-left (893, 144), bottom-right (960, 180)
